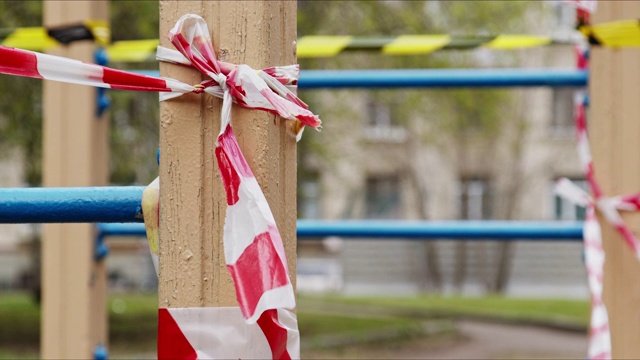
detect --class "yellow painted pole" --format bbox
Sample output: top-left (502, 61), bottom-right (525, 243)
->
top-left (590, 1), bottom-right (640, 358)
top-left (158, 0), bottom-right (297, 321)
top-left (41, 1), bottom-right (109, 358)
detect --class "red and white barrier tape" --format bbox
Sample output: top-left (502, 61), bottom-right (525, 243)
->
top-left (0, 17), bottom-right (320, 138)
top-left (153, 13), bottom-right (314, 360)
top-left (0, 13), bottom-right (319, 360)
top-left (565, 0), bottom-right (598, 14)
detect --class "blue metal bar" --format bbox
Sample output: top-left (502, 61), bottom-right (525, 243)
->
top-left (0, 187), bottom-right (584, 241)
top-left (296, 220), bottom-right (583, 240)
top-left (98, 223), bottom-right (147, 236)
top-left (130, 69), bottom-right (588, 89)
top-left (0, 187), bottom-right (145, 223)
top-left (298, 69), bottom-right (588, 89)
top-left (97, 220), bottom-right (584, 241)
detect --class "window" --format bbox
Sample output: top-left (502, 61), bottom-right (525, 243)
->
top-left (365, 176), bottom-right (402, 219)
top-left (363, 97), bottom-right (407, 142)
top-left (366, 99), bottom-right (392, 128)
top-left (458, 179), bottom-right (492, 220)
top-left (550, 87), bottom-right (576, 133)
top-left (299, 176), bottom-right (320, 219)
top-left (553, 178), bottom-right (587, 221)
top-left (554, 2), bottom-right (576, 30)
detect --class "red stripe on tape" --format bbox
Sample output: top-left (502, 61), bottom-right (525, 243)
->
top-left (0, 46), bottom-right (42, 78)
top-left (257, 309), bottom-right (292, 360)
top-left (216, 125), bottom-right (255, 205)
top-left (227, 230), bottom-right (289, 320)
top-left (102, 67), bottom-right (170, 92)
top-left (591, 351), bottom-right (612, 360)
top-left (158, 308), bottom-right (197, 360)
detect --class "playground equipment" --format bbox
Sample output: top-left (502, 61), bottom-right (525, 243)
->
top-left (0, 186), bottom-right (584, 240)
top-left (133, 68), bottom-right (589, 88)
top-left (0, 0), bottom-right (639, 359)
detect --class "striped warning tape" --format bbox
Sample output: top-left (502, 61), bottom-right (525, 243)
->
top-left (297, 19), bottom-right (640, 57)
top-left (0, 20), bottom-right (110, 50)
top-left (1, 19), bottom-right (638, 61)
top-left (579, 19), bottom-right (640, 47)
top-left (297, 34), bottom-right (563, 57)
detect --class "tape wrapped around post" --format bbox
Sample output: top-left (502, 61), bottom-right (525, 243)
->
top-left (0, 12), bottom-right (319, 360)
top-left (146, 13), bottom-right (316, 360)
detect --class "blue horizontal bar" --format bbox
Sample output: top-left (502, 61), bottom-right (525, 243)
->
top-left (0, 187), bottom-right (145, 223)
top-left (98, 223), bottom-right (146, 236)
top-left (0, 187), bottom-right (584, 241)
top-left (97, 220), bottom-right (583, 241)
top-left (298, 69), bottom-right (588, 89)
top-left (296, 220), bottom-right (583, 240)
top-left (131, 69), bottom-right (588, 89)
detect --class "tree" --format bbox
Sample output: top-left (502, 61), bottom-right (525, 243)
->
top-left (297, 0), bottom-right (542, 293)
top-left (0, 0), bottom-right (161, 300)
top-left (0, 1), bottom-right (161, 187)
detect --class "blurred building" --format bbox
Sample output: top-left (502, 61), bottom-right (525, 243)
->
top-left (0, 150), bottom-right (32, 290)
top-left (297, 1), bottom-right (589, 298)
top-left (0, 1), bottom-right (589, 299)
top-left (0, 151), bottom-right (156, 293)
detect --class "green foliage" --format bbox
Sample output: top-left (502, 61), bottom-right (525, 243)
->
top-left (0, 292), bottom-right (587, 358)
top-left (0, 2), bottom-right (43, 185)
top-left (296, 1), bottom-right (541, 207)
top-left (0, 1), bottom-right (160, 186)
top-left (301, 294), bottom-right (590, 328)
top-left (439, 1), bottom-right (533, 35)
top-left (108, 1), bottom-right (160, 185)
top-left (110, 1), bottom-right (159, 43)
top-left (296, 1), bottom-right (534, 148)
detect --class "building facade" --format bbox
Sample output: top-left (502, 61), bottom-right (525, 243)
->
top-left (297, 1), bottom-right (589, 298)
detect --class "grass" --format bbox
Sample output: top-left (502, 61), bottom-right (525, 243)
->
top-left (0, 291), bottom-right (589, 358)
top-left (299, 294), bottom-right (590, 329)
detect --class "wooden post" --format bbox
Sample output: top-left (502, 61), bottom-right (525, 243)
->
top-left (590, 1), bottom-right (640, 358)
top-left (41, 1), bottom-right (109, 358)
top-left (158, 0), bottom-right (297, 318)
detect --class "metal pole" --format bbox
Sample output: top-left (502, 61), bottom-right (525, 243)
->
top-left (0, 186), bottom-right (144, 223)
top-left (131, 69), bottom-right (588, 88)
top-left (298, 69), bottom-right (588, 88)
top-left (296, 219), bottom-right (583, 240)
top-left (97, 221), bottom-right (584, 241)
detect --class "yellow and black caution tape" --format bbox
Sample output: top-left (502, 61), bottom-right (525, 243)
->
top-left (297, 34), bottom-right (557, 57)
top-left (1, 20), bottom-right (110, 50)
top-left (297, 19), bottom-right (640, 57)
top-left (1, 19), bottom-right (638, 62)
top-left (579, 19), bottom-right (640, 47)
top-left (107, 39), bottom-right (159, 62)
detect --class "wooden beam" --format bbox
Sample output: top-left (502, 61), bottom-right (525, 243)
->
top-left (158, 0), bottom-right (297, 314)
top-left (41, 1), bottom-right (109, 358)
top-left (590, 1), bottom-right (640, 358)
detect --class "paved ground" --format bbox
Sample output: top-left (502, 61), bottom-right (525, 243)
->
top-left (305, 320), bottom-right (588, 359)
top-left (114, 319), bottom-right (589, 359)
top-left (421, 320), bottom-right (587, 359)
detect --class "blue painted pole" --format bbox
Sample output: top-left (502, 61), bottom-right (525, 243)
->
top-left (97, 223), bottom-right (147, 236)
top-left (298, 69), bottom-right (588, 89)
top-left (97, 220), bottom-right (583, 241)
top-left (0, 187), bottom-right (145, 223)
top-left (0, 187), bottom-right (584, 241)
top-left (296, 220), bottom-right (583, 240)
top-left (131, 69), bottom-right (588, 88)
